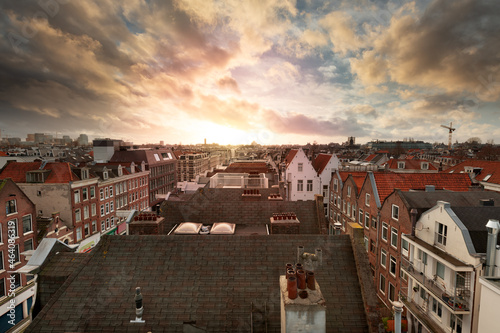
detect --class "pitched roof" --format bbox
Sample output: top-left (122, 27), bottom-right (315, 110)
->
top-left (27, 235), bottom-right (368, 332)
top-left (399, 191), bottom-right (500, 210)
top-left (372, 172), bottom-right (473, 204)
top-left (364, 154), bottom-right (377, 162)
top-left (444, 160), bottom-right (500, 184)
top-left (0, 161), bottom-right (79, 183)
top-left (110, 149), bottom-right (175, 166)
top-left (451, 206), bottom-right (500, 253)
top-left (284, 149), bottom-right (298, 166)
top-left (339, 171), bottom-right (367, 190)
top-left (384, 159), bottom-right (438, 170)
top-left (312, 154), bottom-right (332, 174)
top-left (224, 162), bottom-right (270, 174)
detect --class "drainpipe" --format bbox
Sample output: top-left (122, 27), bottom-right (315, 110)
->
top-left (410, 209), bottom-right (418, 237)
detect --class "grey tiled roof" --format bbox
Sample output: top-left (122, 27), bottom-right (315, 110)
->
top-left (451, 206), bottom-right (500, 253)
top-left (27, 235), bottom-right (368, 332)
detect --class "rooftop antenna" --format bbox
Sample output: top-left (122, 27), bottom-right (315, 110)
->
top-left (440, 122), bottom-right (456, 150)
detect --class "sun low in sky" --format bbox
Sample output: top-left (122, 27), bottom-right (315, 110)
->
top-left (0, 0), bottom-right (499, 145)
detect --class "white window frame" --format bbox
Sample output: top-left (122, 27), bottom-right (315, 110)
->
top-left (392, 204), bottom-right (399, 220)
top-left (382, 222), bottom-right (388, 242)
top-left (297, 180), bottom-right (303, 192)
top-left (391, 227), bottom-right (398, 248)
top-left (380, 249), bottom-right (387, 268)
top-left (22, 214), bottom-right (33, 234)
top-left (390, 255), bottom-right (397, 277)
top-left (379, 274), bottom-right (386, 294)
top-left (74, 190), bottom-right (80, 204)
top-left (298, 163), bottom-right (303, 172)
top-left (365, 193), bottom-right (370, 206)
top-left (306, 180), bottom-right (313, 192)
top-left (436, 222), bottom-right (447, 246)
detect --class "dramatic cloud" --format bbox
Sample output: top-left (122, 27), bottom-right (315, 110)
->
top-left (0, 0), bottom-right (499, 144)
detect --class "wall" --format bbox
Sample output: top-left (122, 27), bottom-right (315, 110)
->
top-left (18, 183), bottom-right (71, 223)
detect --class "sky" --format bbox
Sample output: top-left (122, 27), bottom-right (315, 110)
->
top-left (0, 0), bottom-right (499, 145)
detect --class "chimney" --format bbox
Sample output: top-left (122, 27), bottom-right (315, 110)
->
top-left (425, 185), bottom-right (435, 192)
top-left (280, 274), bottom-right (326, 333)
top-left (485, 219), bottom-right (500, 276)
top-left (410, 209), bottom-right (418, 236)
top-left (392, 301), bottom-right (404, 333)
top-left (130, 287), bottom-right (145, 323)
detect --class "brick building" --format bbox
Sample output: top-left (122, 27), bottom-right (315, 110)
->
top-left (0, 178), bottom-right (37, 330)
top-left (110, 149), bottom-right (176, 209)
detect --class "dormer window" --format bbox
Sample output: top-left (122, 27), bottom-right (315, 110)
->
top-left (81, 168), bottom-right (89, 179)
top-left (103, 171), bottom-right (108, 180)
top-left (26, 170), bottom-right (51, 183)
top-left (397, 162), bottom-right (405, 169)
top-left (118, 165), bottom-right (123, 177)
top-left (421, 162), bottom-right (429, 170)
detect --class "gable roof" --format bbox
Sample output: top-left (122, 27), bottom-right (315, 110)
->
top-left (0, 161), bottom-right (80, 183)
top-left (339, 171), bottom-right (367, 191)
top-left (27, 235), bottom-right (369, 332)
top-left (312, 154), bottom-right (333, 174)
top-left (371, 172), bottom-right (473, 206)
top-left (444, 160), bottom-right (500, 184)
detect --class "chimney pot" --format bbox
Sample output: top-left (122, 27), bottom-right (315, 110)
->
top-left (287, 276), bottom-right (297, 299)
top-left (306, 271), bottom-right (316, 290)
top-left (297, 270), bottom-right (306, 289)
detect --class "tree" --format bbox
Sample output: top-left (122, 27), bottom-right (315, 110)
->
top-left (466, 137), bottom-right (482, 145)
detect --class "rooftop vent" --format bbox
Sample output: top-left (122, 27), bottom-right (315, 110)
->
top-left (174, 222), bottom-right (202, 234)
top-left (210, 222), bottom-right (236, 235)
top-left (480, 199), bottom-right (495, 207)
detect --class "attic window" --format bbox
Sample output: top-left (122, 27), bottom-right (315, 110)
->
top-left (26, 170), bottom-right (50, 183)
top-left (421, 163), bottom-right (429, 170)
top-left (81, 169), bottom-right (89, 179)
top-left (174, 222), bottom-right (202, 234)
top-left (483, 174), bottom-right (492, 181)
top-left (397, 162), bottom-right (405, 169)
top-left (103, 171), bottom-right (108, 180)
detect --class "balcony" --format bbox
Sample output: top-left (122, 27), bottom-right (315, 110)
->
top-left (401, 257), bottom-right (471, 314)
top-left (401, 296), bottom-right (447, 333)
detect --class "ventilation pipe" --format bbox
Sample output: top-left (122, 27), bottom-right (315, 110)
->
top-left (130, 287), bottom-right (145, 323)
top-left (392, 301), bottom-right (403, 333)
top-left (485, 219), bottom-right (500, 276)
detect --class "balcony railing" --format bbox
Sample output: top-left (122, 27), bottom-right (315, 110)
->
top-left (401, 257), bottom-right (471, 313)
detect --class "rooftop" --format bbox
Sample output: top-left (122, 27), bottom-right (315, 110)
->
top-left (28, 235), bottom-right (369, 332)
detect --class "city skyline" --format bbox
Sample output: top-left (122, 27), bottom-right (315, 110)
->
top-left (1, 0), bottom-right (499, 145)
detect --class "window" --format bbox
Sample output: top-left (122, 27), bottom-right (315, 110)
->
top-left (82, 188), bottom-right (88, 201)
top-left (347, 202), bottom-right (351, 217)
top-left (307, 180), bottom-right (313, 191)
top-left (84, 223), bottom-right (90, 236)
top-left (365, 213), bottom-right (370, 229)
top-left (110, 201), bottom-right (114, 212)
top-left (74, 190), bottom-right (80, 203)
top-left (106, 218), bottom-right (110, 229)
top-left (381, 249), bottom-right (387, 268)
top-left (333, 179), bottom-right (338, 192)
top-left (105, 203), bottom-right (109, 214)
top-left (298, 163), bottom-right (303, 172)
top-left (91, 203), bottom-right (96, 217)
top-left (109, 185), bottom-right (113, 197)
top-left (400, 268), bottom-right (408, 282)
top-left (90, 186), bottom-right (95, 198)
top-left (105, 187), bottom-right (109, 199)
top-left (6, 199), bottom-right (17, 215)
top-left (421, 162), bottom-right (429, 170)
top-left (402, 238), bottom-right (409, 256)
top-left (103, 171), bottom-right (108, 180)
top-left (364, 236), bottom-right (369, 252)
top-left (111, 216), bottom-right (115, 226)
top-left (22, 215), bottom-right (32, 234)
top-left (436, 261), bottom-right (445, 280)
top-left (347, 186), bottom-right (351, 197)
top-left (382, 223), bottom-right (388, 241)
top-left (398, 162), bottom-right (405, 169)
top-left (379, 274), bottom-right (386, 294)
top-left (75, 209), bottom-right (81, 222)
top-left (371, 217), bottom-right (377, 230)
top-left (100, 205), bottom-right (104, 217)
top-left (92, 220), bottom-right (97, 233)
top-left (11, 244), bottom-right (19, 263)
top-left (76, 227), bottom-right (82, 241)
top-left (390, 256), bottom-right (397, 276)
top-left (388, 283), bottom-right (396, 302)
top-left (436, 222), bottom-right (447, 246)
top-left (370, 240), bottom-right (375, 253)
top-left (0, 252), bottom-right (3, 271)
top-left (0, 278), bottom-right (5, 297)
top-left (101, 221), bottom-right (105, 231)
top-left (391, 227), bottom-right (398, 248)
top-left (24, 239), bottom-right (33, 251)
top-left (12, 274), bottom-right (20, 290)
top-left (100, 189), bottom-right (104, 200)
top-left (352, 204), bottom-right (356, 220)
top-left (365, 193), bottom-right (370, 206)
top-left (322, 185), bottom-right (328, 197)
top-left (83, 206), bottom-right (89, 219)
top-left (297, 180), bottom-right (303, 192)
top-left (432, 298), bottom-right (442, 318)
top-left (359, 209), bottom-right (363, 226)
top-left (418, 249), bottom-right (428, 265)
top-left (392, 205), bottom-right (399, 220)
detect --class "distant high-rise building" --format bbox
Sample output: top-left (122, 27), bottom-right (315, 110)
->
top-left (26, 134), bottom-right (35, 142)
top-left (77, 134), bottom-right (89, 146)
top-left (34, 133), bottom-right (45, 144)
top-left (93, 139), bottom-right (122, 163)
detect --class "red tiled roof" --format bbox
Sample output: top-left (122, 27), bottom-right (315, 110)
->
top-left (339, 172), bottom-right (367, 190)
top-left (373, 172), bottom-right (472, 203)
top-left (312, 154), bottom-right (332, 174)
top-left (0, 151), bottom-right (8, 157)
top-left (364, 154), bottom-right (377, 162)
top-left (0, 161), bottom-right (79, 183)
top-left (376, 150), bottom-right (390, 154)
top-left (224, 162), bottom-right (269, 174)
top-left (284, 149), bottom-right (298, 166)
top-left (444, 160), bottom-right (500, 184)
top-left (384, 159), bottom-right (438, 170)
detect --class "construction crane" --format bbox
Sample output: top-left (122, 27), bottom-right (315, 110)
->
top-left (441, 122), bottom-right (456, 150)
